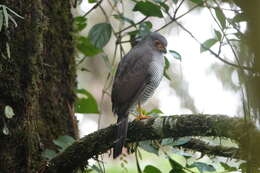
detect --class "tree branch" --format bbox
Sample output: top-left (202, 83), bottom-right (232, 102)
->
top-left (43, 114), bottom-right (260, 173)
top-left (180, 138), bottom-right (239, 159)
top-left (83, 0), bottom-right (103, 17)
top-left (176, 21), bottom-right (254, 72)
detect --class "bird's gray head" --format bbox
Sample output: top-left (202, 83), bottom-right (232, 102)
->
top-left (141, 32), bottom-right (168, 53)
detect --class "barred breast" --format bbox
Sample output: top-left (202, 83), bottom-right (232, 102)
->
top-left (138, 54), bottom-right (165, 104)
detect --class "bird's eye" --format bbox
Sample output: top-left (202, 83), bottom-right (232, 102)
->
top-left (155, 40), bottom-right (161, 45)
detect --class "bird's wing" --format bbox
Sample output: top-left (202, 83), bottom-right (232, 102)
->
top-left (112, 47), bottom-right (153, 114)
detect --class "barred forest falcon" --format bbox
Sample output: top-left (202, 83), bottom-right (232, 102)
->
top-left (111, 32), bottom-right (167, 158)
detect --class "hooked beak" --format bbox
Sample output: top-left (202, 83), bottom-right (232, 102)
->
top-left (162, 46), bottom-right (167, 53)
top-left (157, 44), bottom-right (167, 53)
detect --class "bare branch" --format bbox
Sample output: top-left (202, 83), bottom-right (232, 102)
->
top-left (155, 2), bottom-right (202, 32)
top-left (176, 21), bottom-right (253, 71)
top-left (83, 0), bottom-right (103, 17)
top-left (115, 16), bottom-right (148, 35)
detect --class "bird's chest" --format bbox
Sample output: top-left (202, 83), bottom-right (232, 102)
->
top-left (139, 57), bottom-right (164, 103)
top-left (148, 58), bottom-right (164, 84)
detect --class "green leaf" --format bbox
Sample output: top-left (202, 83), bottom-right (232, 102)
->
top-left (172, 149), bottom-right (193, 158)
top-left (239, 162), bottom-right (247, 172)
top-left (91, 165), bottom-right (103, 173)
top-left (215, 7), bottom-right (226, 28)
top-left (88, 0), bottom-right (97, 3)
top-left (233, 13), bottom-right (246, 23)
top-left (88, 23), bottom-right (112, 48)
top-left (42, 149), bottom-right (57, 160)
top-left (133, 1), bottom-right (163, 18)
top-left (53, 135), bottom-right (75, 152)
top-left (168, 157), bottom-right (186, 173)
top-left (139, 141), bottom-right (159, 155)
top-left (172, 0), bottom-right (179, 4)
top-left (189, 162), bottom-right (216, 173)
top-left (0, 10), bottom-right (3, 31)
top-left (146, 108), bottom-right (163, 115)
top-left (76, 36), bottom-right (102, 56)
top-left (172, 137), bottom-right (191, 146)
top-left (144, 165), bottom-right (162, 173)
top-left (200, 38), bottom-right (218, 53)
top-left (4, 105), bottom-right (15, 119)
top-left (73, 16), bottom-right (87, 32)
top-left (75, 88), bottom-right (99, 113)
top-left (161, 138), bottom-right (174, 145)
top-left (214, 29), bottom-right (222, 41)
top-left (113, 14), bottom-right (135, 26)
top-left (169, 50), bottom-right (181, 61)
top-left (164, 56), bottom-right (171, 80)
top-left (220, 162), bottom-right (237, 171)
top-left (159, 2), bottom-right (169, 13)
top-left (189, 0), bottom-right (203, 4)
top-left (169, 169), bottom-right (186, 173)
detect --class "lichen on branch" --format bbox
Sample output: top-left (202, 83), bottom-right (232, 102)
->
top-left (43, 114), bottom-right (260, 173)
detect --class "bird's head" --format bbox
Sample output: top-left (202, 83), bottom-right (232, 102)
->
top-left (143, 32), bottom-right (168, 54)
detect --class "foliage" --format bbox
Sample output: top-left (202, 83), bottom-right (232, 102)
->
top-left (70, 0), bottom-right (257, 172)
top-left (88, 23), bottom-right (112, 49)
top-left (42, 135), bottom-right (75, 160)
top-left (75, 89), bottom-right (99, 114)
top-left (133, 1), bottom-right (163, 18)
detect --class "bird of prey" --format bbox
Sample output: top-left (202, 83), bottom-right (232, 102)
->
top-left (111, 32), bottom-right (167, 158)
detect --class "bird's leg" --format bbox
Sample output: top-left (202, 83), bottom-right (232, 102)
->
top-left (135, 103), bottom-right (151, 120)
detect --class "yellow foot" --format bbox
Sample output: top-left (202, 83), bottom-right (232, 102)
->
top-left (135, 114), bottom-right (152, 120)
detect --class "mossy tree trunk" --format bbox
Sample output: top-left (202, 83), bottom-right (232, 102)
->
top-left (0, 1), bottom-right (78, 172)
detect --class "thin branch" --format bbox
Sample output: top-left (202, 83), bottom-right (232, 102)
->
top-left (173, 0), bottom-right (185, 19)
top-left (206, 5), bottom-right (242, 12)
top-left (76, 56), bottom-right (87, 66)
top-left (43, 114), bottom-right (259, 173)
top-left (115, 16), bottom-right (148, 35)
top-left (83, 0), bottom-right (103, 17)
top-left (176, 21), bottom-right (253, 71)
top-left (181, 138), bottom-right (239, 159)
top-left (155, 2), bottom-right (202, 32)
top-left (206, 1), bottom-right (244, 72)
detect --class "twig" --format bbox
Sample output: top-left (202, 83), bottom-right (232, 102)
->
top-left (181, 138), bottom-right (239, 159)
top-left (155, 2), bottom-right (202, 32)
top-left (173, 0), bottom-right (185, 19)
top-left (107, 0), bottom-right (120, 14)
top-left (206, 5), bottom-right (242, 12)
top-left (76, 56), bottom-right (87, 66)
top-left (206, 1), bottom-right (245, 73)
top-left (176, 21), bottom-right (253, 71)
top-left (115, 16), bottom-right (148, 35)
top-left (83, 0), bottom-right (103, 17)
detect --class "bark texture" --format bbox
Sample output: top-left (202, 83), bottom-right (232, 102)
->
top-left (44, 114), bottom-right (260, 173)
top-left (0, 1), bottom-right (77, 172)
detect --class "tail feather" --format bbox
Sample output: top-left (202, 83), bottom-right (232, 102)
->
top-left (113, 115), bottom-right (128, 158)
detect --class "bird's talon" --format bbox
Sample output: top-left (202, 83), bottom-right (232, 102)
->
top-left (135, 114), bottom-right (152, 120)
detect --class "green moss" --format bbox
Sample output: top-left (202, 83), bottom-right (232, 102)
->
top-left (0, 0), bottom-right (77, 172)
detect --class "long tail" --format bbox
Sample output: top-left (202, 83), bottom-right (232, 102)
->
top-left (113, 114), bottom-right (128, 158)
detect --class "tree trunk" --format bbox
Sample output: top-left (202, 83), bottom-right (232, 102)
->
top-left (0, 1), bottom-right (77, 172)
